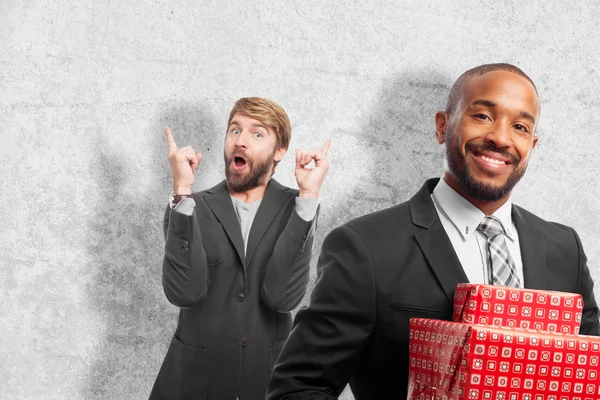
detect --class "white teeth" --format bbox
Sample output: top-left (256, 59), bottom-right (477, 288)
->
top-left (480, 155), bottom-right (506, 165)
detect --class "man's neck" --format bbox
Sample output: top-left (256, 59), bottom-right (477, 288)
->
top-left (227, 181), bottom-right (269, 204)
top-left (443, 172), bottom-right (511, 216)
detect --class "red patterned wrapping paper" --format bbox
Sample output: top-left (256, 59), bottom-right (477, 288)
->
top-left (453, 284), bottom-right (583, 334)
top-left (408, 318), bottom-right (600, 400)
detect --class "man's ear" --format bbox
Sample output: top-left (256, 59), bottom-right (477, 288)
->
top-left (435, 111), bottom-right (449, 144)
top-left (531, 134), bottom-right (539, 151)
top-left (274, 147), bottom-right (286, 162)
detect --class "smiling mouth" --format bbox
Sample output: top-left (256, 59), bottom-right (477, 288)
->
top-left (477, 154), bottom-right (508, 165)
top-left (471, 150), bottom-right (512, 166)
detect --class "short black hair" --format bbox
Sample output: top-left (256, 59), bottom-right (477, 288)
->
top-left (446, 63), bottom-right (538, 115)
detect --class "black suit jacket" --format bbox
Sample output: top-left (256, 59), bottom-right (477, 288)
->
top-left (150, 179), bottom-right (316, 400)
top-left (266, 178), bottom-right (599, 400)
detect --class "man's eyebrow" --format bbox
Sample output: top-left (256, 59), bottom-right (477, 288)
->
top-left (519, 111), bottom-right (536, 125)
top-left (250, 123), bottom-right (268, 130)
top-left (471, 99), bottom-right (497, 108)
top-left (471, 99), bottom-right (536, 124)
top-left (228, 120), bottom-right (270, 132)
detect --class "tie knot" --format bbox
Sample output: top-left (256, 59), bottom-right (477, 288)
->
top-left (477, 216), bottom-right (505, 238)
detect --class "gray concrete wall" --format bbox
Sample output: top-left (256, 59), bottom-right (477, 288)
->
top-left (1, 1), bottom-right (599, 399)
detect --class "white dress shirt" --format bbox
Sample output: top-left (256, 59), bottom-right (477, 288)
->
top-left (430, 178), bottom-right (524, 286)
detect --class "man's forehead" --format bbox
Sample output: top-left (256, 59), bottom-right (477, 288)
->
top-left (229, 114), bottom-right (267, 128)
top-left (464, 70), bottom-right (537, 96)
top-left (460, 70), bottom-right (540, 115)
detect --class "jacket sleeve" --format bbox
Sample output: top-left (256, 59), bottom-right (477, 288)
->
top-left (161, 204), bottom-right (210, 308)
top-left (265, 224), bottom-right (376, 399)
top-left (260, 206), bottom-right (319, 312)
top-left (573, 227), bottom-right (600, 335)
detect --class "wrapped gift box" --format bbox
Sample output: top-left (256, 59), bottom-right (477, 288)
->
top-left (408, 318), bottom-right (600, 400)
top-left (453, 284), bottom-right (583, 334)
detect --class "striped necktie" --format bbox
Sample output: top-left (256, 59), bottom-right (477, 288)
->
top-left (477, 215), bottom-right (521, 288)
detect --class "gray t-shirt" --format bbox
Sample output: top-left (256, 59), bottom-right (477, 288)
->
top-left (229, 195), bottom-right (262, 255)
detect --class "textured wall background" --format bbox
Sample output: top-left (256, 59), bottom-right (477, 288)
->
top-left (2, 1), bottom-right (600, 399)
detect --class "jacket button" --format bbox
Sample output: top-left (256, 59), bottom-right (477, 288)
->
top-left (236, 293), bottom-right (245, 302)
top-left (183, 246), bottom-right (189, 253)
top-left (182, 240), bottom-right (189, 247)
top-left (241, 338), bottom-right (248, 347)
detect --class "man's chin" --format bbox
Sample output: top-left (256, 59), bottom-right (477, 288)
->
top-left (226, 177), bottom-right (260, 192)
top-left (469, 176), bottom-right (509, 190)
top-left (463, 176), bottom-right (514, 202)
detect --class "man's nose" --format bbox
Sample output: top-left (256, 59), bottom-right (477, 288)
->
top-left (484, 122), bottom-right (512, 148)
top-left (234, 131), bottom-right (249, 148)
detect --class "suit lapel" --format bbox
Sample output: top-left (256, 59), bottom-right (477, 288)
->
top-left (512, 205), bottom-right (546, 289)
top-left (245, 179), bottom-right (292, 266)
top-left (204, 181), bottom-right (245, 265)
top-left (412, 179), bottom-right (470, 305)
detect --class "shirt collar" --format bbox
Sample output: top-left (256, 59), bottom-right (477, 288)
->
top-left (491, 195), bottom-right (514, 239)
top-left (230, 195), bottom-right (262, 211)
top-left (432, 178), bottom-right (514, 240)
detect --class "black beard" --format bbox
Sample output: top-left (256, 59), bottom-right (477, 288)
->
top-left (224, 150), bottom-right (275, 192)
top-left (446, 134), bottom-right (526, 202)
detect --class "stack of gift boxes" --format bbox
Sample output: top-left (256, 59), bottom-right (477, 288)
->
top-left (407, 283), bottom-right (600, 400)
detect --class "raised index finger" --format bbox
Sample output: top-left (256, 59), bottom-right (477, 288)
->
top-left (321, 139), bottom-right (332, 158)
top-left (164, 126), bottom-right (177, 153)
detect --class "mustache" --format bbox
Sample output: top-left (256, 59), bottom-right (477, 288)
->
top-left (465, 142), bottom-right (520, 164)
top-left (227, 149), bottom-right (253, 166)
top-left (231, 149), bottom-right (248, 159)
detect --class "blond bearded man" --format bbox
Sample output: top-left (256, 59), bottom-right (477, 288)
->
top-left (150, 97), bottom-right (330, 400)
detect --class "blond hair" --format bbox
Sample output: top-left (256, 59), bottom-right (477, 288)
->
top-left (227, 97), bottom-right (291, 152)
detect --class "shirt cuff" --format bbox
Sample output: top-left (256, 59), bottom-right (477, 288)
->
top-left (171, 197), bottom-right (196, 216)
top-left (295, 197), bottom-right (319, 222)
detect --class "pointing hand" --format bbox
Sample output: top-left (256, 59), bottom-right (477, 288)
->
top-left (165, 126), bottom-right (202, 195)
top-left (295, 139), bottom-right (331, 199)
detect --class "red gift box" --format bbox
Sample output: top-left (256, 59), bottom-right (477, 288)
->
top-left (407, 318), bottom-right (600, 400)
top-left (453, 284), bottom-right (583, 334)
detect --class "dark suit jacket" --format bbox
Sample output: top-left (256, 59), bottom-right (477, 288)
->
top-left (150, 179), bottom-right (317, 400)
top-left (266, 178), bottom-right (599, 400)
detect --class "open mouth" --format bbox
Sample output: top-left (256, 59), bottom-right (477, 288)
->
top-left (232, 155), bottom-right (247, 171)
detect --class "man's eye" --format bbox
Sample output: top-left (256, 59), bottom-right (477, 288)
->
top-left (254, 132), bottom-right (263, 138)
top-left (231, 129), bottom-right (240, 135)
top-left (475, 114), bottom-right (489, 120)
top-left (514, 124), bottom-right (528, 132)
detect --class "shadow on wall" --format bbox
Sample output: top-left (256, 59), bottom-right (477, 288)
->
top-left (350, 69), bottom-right (452, 215)
top-left (82, 102), bottom-right (222, 399)
top-left (311, 68), bottom-right (452, 270)
top-left (299, 69), bottom-right (452, 400)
